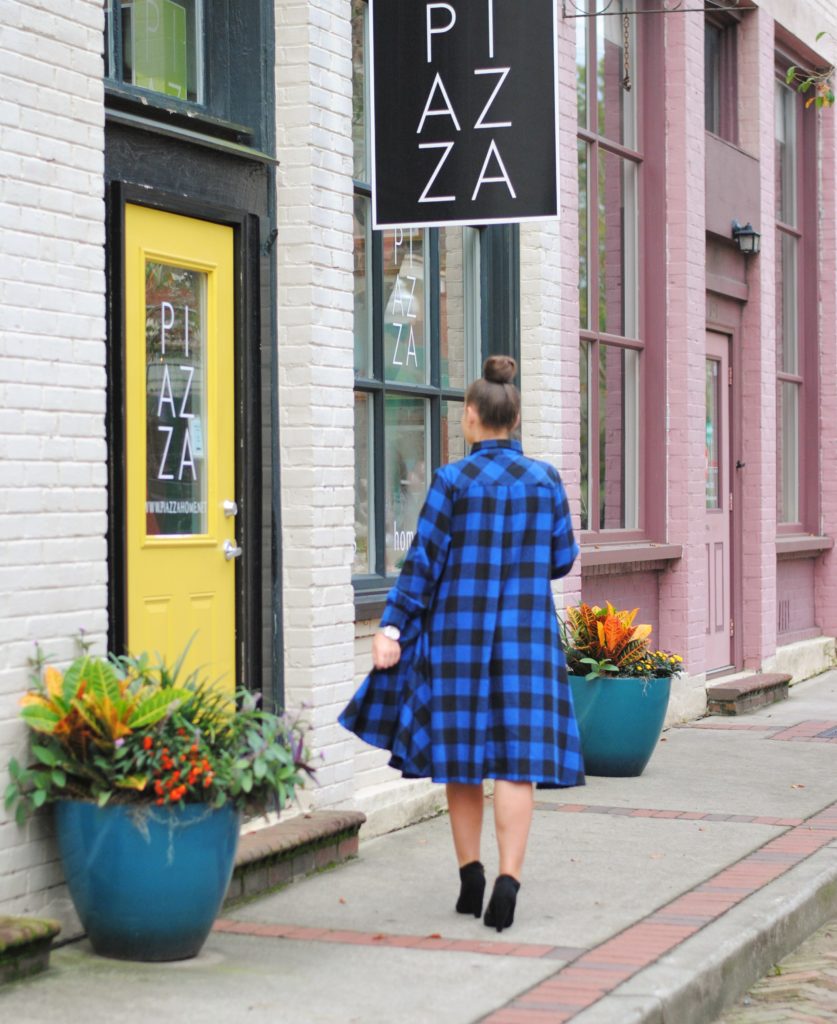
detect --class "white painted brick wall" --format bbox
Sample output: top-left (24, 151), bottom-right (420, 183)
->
top-left (275, 0), bottom-right (358, 808)
top-left (0, 0), bottom-right (106, 919)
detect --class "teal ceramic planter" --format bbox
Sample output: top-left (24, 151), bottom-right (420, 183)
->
top-left (569, 674), bottom-right (671, 777)
top-left (55, 800), bottom-right (240, 961)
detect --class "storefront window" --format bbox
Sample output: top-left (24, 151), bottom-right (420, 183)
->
top-left (775, 78), bottom-right (808, 527)
top-left (352, 0), bottom-right (477, 583)
top-left (578, 5), bottom-right (641, 534)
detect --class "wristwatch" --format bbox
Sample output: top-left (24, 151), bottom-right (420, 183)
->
top-left (379, 625), bottom-right (401, 641)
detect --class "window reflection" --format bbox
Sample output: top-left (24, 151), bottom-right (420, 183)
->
top-left (383, 228), bottom-right (427, 387)
top-left (385, 397), bottom-right (428, 573)
top-left (116, 0), bottom-right (204, 103)
top-left (598, 151), bottom-right (638, 338)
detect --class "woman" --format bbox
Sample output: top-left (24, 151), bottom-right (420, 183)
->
top-left (339, 356), bottom-right (583, 931)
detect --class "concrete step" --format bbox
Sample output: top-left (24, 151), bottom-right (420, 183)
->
top-left (706, 673), bottom-right (792, 716)
top-left (0, 915), bottom-right (61, 986)
top-left (225, 809), bottom-right (366, 905)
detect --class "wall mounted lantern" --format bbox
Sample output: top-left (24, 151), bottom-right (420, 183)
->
top-left (731, 220), bottom-right (761, 255)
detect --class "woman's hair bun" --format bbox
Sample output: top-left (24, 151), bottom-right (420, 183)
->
top-left (483, 355), bottom-right (517, 385)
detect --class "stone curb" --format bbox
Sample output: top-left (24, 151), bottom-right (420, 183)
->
top-left (570, 841), bottom-right (837, 1024)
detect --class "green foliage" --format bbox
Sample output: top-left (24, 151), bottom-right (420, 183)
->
top-left (785, 33), bottom-right (835, 110)
top-left (5, 639), bottom-right (315, 827)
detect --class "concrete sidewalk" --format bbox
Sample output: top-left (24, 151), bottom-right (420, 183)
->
top-left (3, 671), bottom-right (837, 1024)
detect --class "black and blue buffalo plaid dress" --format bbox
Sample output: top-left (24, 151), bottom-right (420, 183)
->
top-left (340, 439), bottom-right (584, 787)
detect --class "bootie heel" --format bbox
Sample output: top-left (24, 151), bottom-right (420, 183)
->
top-left (456, 861), bottom-right (486, 917)
top-left (483, 874), bottom-right (520, 932)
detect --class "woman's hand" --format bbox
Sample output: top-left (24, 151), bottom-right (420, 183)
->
top-left (372, 632), bottom-right (401, 670)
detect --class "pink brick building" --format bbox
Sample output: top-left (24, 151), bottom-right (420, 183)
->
top-left (553, 2), bottom-right (837, 722)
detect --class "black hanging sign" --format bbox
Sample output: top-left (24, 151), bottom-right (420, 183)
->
top-left (370, 0), bottom-right (560, 229)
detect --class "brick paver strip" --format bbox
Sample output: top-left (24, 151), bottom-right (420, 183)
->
top-left (769, 720), bottom-right (837, 743)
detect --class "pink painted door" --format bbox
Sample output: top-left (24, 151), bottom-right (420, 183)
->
top-left (705, 331), bottom-right (732, 672)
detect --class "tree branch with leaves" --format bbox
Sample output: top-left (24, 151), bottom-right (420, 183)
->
top-left (786, 31), bottom-right (835, 110)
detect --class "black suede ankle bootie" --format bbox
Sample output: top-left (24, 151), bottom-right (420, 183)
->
top-left (483, 874), bottom-right (520, 932)
top-left (456, 861), bottom-right (486, 917)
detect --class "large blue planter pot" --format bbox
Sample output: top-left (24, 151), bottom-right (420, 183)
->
top-left (55, 800), bottom-right (240, 961)
top-left (569, 674), bottom-right (671, 777)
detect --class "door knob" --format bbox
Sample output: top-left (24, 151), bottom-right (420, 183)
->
top-left (223, 540), bottom-right (242, 561)
top-left (223, 500), bottom-right (238, 517)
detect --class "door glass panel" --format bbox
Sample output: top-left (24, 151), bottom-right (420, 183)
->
top-left (383, 228), bottom-right (428, 386)
top-left (122, 0), bottom-right (204, 103)
top-left (385, 396), bottom-right (428, 573)
top-left (705, 358), bottom-right (720, 510)
top-left (145, 261), bottom-right (207, 537)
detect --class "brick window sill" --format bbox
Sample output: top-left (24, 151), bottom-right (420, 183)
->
top-left (776, 535), bottom-right (833, 560)
top-left (580, 542), bottom-right (682, 578)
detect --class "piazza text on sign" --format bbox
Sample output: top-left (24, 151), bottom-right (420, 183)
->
top-left (370, 0), bottom-right (559, 229)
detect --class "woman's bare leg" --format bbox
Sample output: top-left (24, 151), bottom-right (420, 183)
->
top-left (493, 780), bottom-right (534, 880)
top-left (446, 782), bottom-right (484, 865)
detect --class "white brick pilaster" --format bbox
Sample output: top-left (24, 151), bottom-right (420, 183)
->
top-left (275, 0), bottom-right (357, 807)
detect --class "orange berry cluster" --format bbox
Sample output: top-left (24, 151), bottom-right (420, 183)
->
top-left (143, 730), bottom-right (215, 806)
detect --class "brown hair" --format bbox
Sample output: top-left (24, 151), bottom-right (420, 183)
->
top-left (464, 355), bottom-right (521, 431)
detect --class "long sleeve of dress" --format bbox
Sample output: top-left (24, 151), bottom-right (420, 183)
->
top-left (551, 474), bottom-right (579, 580)
top-left (379, 470), bottom-right (453, 645)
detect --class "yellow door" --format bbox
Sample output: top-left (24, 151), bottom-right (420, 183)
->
top-left (125, 204), bottom-right (236, 692)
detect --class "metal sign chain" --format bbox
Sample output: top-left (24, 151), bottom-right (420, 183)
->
top-left (622, 10), bottom-right (632, 91)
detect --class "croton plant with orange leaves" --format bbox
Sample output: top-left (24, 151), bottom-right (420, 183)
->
top-left (5, 639), bottom-right (314, 827)
top-left (560, 603), bottom-right (683, 681)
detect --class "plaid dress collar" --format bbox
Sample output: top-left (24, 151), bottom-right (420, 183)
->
top-left (470, 438), bottom-right (522, 455)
